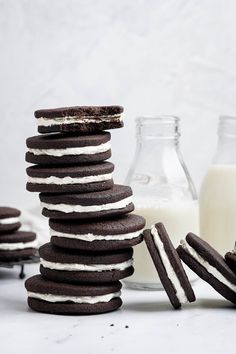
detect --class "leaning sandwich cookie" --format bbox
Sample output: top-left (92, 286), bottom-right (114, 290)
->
top-left (25, 275), bottom-right (122, 315)
top-left (144, 223), bottom-right (196, 309)
top-left (177, 233), bottom-right (236, 305)
top-left (35, 105), bottom-right (124, 134)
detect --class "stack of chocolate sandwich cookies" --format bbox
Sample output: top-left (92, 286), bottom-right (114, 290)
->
top-left (0, 207), bottom-right (37, 262)
top-left (25, 105), bottom-right (145, 315)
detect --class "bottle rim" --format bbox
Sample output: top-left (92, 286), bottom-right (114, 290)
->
top-left (135, 116), bottom-right (180, 139)
top-left (136, 116), bottom-right (180, 125)
top-left (218, 115), bottom-right (236, 137)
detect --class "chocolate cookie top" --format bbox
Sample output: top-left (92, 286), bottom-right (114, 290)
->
top-left (35, 106), bottom-right (123, 118)
top-left (34, 106), bottom-right (124, 134)
top-left (0, 207), bottom-right (21, 219)
top-left (39, 242), bottom-right (133, 265)
top-left (0, 231), bottom-right (36, 243)
top-left (26, 132), bottom-right (110, 149)
top-left (144, 223), bottom-right (195, 309)
top-left (25, 274), bottom-right (122, 296)
top-left (27, 162), bottom-right (114, 178)
top-left (49, 214), bottom-right (145, 235)
top-left (39, 184), bottom-right (132, 206)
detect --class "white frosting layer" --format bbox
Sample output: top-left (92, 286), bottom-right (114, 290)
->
top-left (28, 141), bottom-right (111, 157)
top-left (27, 291), bottom-right (121, 304)
top-left (41, 196), bottom-right (132, 213)
top-left (28, 173), bottom-right (112, 185)
top-left (0, 240), bottom-right (37, 251)
top-left (40, 257), bottom-right (133, 272)
top-left (151, 226), bottom-right (188, 304)
top-left (181, 239), bottom-right (236, 293)
top-left (49, 227), bottom-right (143, 242)
top-left (0, 217), bottom-right (20, 225)
top-left (37, 113), bottom-right (123, 127)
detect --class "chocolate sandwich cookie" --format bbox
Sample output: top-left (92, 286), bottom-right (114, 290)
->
top-left (0, 207), bottom-right (21, 234)
top-left (26, 132), bottom-right (111, 165)
top-left (225, 243), bottom-right (236, 274)
top-left (177, 233), bottom-right (236, 305)
top-left (35, 105), bottom-right (124, 134)
top-left (39, 242), bottom-right (134, 283)
top-left (0, 231), bottom-right (37, 261)
top-left (50, 214), bottom-right (145, 251)
top-left (25, 275), bottom-right (122, 315)
top-left (144, 223), bottom-right (195, 309)
top-left (26, 162), bottom-right (114, 193)
top-left (39, 184), bottom-right (134, 220)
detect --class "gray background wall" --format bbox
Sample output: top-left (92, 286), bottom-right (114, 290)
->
top-left (1, 0), bottom-right (236, 209)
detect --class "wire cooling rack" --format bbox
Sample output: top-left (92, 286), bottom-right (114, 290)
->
top-left (0, 255), bottom-right (39, 279)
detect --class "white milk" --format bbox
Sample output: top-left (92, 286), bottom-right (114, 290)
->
top-left (200, 165), bottom-right (236, 254)
top-left (125, 201), bottom-right (199, 288)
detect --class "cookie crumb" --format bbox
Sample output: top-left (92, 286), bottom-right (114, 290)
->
top-left (110, 324), bottom-right (114, 327)
top-left (125, 325), bottom-right (129, 328)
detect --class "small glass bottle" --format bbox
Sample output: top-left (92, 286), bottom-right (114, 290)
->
top-left (124, 116), bottom-right (198, 290)
top-left (200, 116), bottom-right (236, 254)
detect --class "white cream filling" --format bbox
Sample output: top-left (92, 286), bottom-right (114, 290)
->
top-left (27, 291), bottom-right (121, 304)
top-left (181, 239), bottom-right (236, 293)
top-left (41, 196), bottom-right (132, 213)
top-left (0, 217), bottom-right (20, 225)
top-left (151, 226), bottom-right (188, 304)
top-left (0, 240), bottom-right (37, 251)
top-left (40, 257), bottom-right (133, 272)
top-left (28, 141), bottom-right (111, 157)
top-left (49, 228), bottom-right (143, 242)
top-left (37, 113), bottom-right (124, 127)
top-left (27, 173), bottom-right (112, 185)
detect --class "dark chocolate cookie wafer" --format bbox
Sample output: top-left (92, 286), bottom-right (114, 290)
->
top-left (144, 223), bottom-right (195, 309)
top-left (0, 207), bottom-right (21, 234)
top-left (225, 243), bottom-right (236, 274)
top-left (26, 162), bottom-right (114, 193)
top-left (39, 242), bottom-right (134, 283)
top-left (26, 132), bottom-right (111, 165)
top-left (35, 105), bottom-right (124, 134)
top-left (0, 231), bottom-right (37, 261)
top-left (39, 184), bottom-right (134, 220)
top-left (177, 233), bottom-right (236, 305)
top-left (25, 275), bottom-right (122, 315)
top-left (50, 214), bottom-right (145, 251)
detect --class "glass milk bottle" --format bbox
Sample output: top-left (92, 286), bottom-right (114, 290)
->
top-left (200, 116), bottom-right (236, 254)
top-left (124, 116), bottom-right (199, 290)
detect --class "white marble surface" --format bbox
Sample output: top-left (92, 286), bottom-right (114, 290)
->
top-left (1, 1), bottom-right (236, 208)
top-left (0, 264), bottom-right (235, 354)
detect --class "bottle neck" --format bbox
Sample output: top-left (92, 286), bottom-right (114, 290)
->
top-left (136, 116), bottom-right (180, 151)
